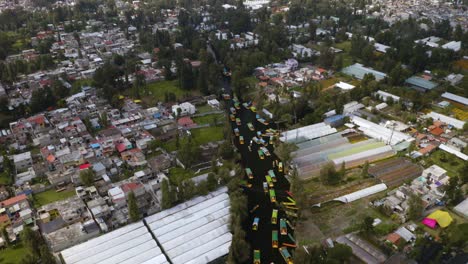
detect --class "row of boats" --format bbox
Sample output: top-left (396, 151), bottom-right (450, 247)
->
top-left (229, 96), bottom-right (294, 264)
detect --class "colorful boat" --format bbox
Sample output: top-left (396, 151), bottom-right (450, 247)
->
top-left (265, 175), bottom-right (274, 188)
top-left (271, 209), bottom-right (278, 224)
top-left (230, 107), bottom-right (236, 114)
top-left (250, 106), bottom-right (257, 112)
top-left (279, 247), bottom-right (293, 264)
top-left (252, 136), bottom-right (260, 144)
top-left (239, 136), bottom-right (244, 144)
top-left (256, 131), bottom-right (262, 137)
top-left (288, 233), bottom-right (296, 243)
top-left (272, 230), bottom-right (279, 248)
top-left (234, 101), bottom-right (240, 110)
top-left (230, 114), bottom-right (235, 121)
top-left (282, 243), bottom-right (297, 248)
top-left (261, 147), bottom-right (270, 156)
top-left (269, 136), bottom-right (274, 145)
top-left (243, 102), bottom-right (250, 109)
top-left (234, 128), bottom-right (240, 136)
top-left (263, 182), bottom-right (268, 193)
top-left (287, 220), bottom-right (295, 231)
top-left (268, 170), bottom-right (277, 182)
top-left (247, 122), bottom-right (255, 131)
top-left (259, 118), bottom-right (269, 125)
top-left (269, 189), bottom-right (276, 203)
top-left (258, 150), bottom-right (264, 159)
top-left (278, 162), bottom-right (283, 172)
top-left (253, 250), bottom-right (260, 264)
top-left (245, 168), bottom-right (253, 179)
top-left (280, 218), bottom-right (287, 235)
top-left (252, 217), bottom-right (259, 231)
top-left (235, 118), bottom-right (241, 125)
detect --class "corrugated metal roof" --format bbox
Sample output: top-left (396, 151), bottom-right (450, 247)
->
top-left (441, 92), bottom-right (468, 106)
top-left (342, 63), bottom-right (387, 81)
top-left (333, 183), bottom-right (388, 203)
top-left (405, 76), bottom-right (437, 90)
top-left (146, 187), bottom-right (231, 264)
top-left (61, 222), bottom-right (169, 264)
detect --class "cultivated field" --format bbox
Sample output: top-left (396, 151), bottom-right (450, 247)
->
top-left (368, 158), bottom-right (423, 188)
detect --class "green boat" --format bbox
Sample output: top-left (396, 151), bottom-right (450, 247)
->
top-left (279, 247), bottom-right (293, 264)
top-left (247, 122), bottom-right (255, 131)
top-left (258, 149), bottom-right (264, 159)
top-left (269, 189), bottom-right (276, 203)
top-left (265, 175), bottom-right (274, 188)
top-left (253, 250), bottom-right (260, 264)
top-left (280, 218), bottom-right (287, 235)
top-left (272, 230), bottom-right (279, 248)
top-left (245, 168), bottom-right (253, 179)
top-left (271, 209), bottom-right (278, 224)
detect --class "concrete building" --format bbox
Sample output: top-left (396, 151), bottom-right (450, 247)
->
top-left (13, 152), bottom-right (32, 171)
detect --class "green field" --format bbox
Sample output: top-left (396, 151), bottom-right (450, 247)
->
top-left (426, 150), bottom-right (464, 177)
top-left (0, 243), bottom-right (28, 264)
top-left (162, 126), bottom-right (224, 152)
top-left (33, 189), bottom-right (76, 208)
top-left (191, 126), bottom-right (224, 144)
top-left (328, 142), bottom-right (385, 160)
top-left (143, 80), bottom-right (200, 104)
top-left (192, 114), bottom-right (224, 125)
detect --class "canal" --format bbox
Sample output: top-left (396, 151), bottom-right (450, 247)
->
top-left (228, 100), bottom-right (295, 264)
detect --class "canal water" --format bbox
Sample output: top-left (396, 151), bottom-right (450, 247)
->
top-left (229, 101), bottom-right (295, 264)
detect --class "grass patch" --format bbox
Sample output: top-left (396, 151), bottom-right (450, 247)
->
top-left (426, 150), bottom-right (463, 177)
top-left (197, 104), bottom-right (216, 114)
top-left (162, 126), bottom-right (224, 152)
top-left (193, 114), bottom-right (224, 125)
top-left (33, 189), bottom-right (76, 208)
top-left (320, 77), bottom-right (339, 89)
top-left (141, 80), bottom-right (200, 104)
top-left (0, 243), bottom-right (28, 264)
top-left (168, 167), bottom-right (195, 185)
top-left (0, 172), bottom-right (12, 185)
top-left (191, 126), bottom-right (224, 144)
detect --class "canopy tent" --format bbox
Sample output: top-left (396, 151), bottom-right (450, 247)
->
top-left (426, 210), bottom-right (453, 228)
top-left (422, 218), bottom-right (437, 229)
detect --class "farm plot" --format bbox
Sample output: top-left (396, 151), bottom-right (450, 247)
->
top-left (368, 158), bottom-right (423, 188)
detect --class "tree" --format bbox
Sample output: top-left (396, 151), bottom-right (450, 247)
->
top-left (408, 194), bottom-right (424, 220)
top-left (327, 244), bottom-right (353, 262)
top-left (445, 176), bottom-right (463, 205)
top-left (79, 169), bottom-right (95, 187)
top-left (39, 244), bottom-right (56, 264)
top-left (2, 227), bottom-right (10, 247)
top-left (361, 216), bottom-right (374, 233)
top-left (207, 172), bottom-right (217, 191)
top-left (361, 161), bottom-right (369, 178)
top-left (20, 226), bottom-right (41, 256)
top-left (339, 161), bottom-right (346, 178)
top-left (99, 112), bottom-right (109, 128)
top-left (275, 142), bottom-right (297, 168)
top-left (127, 191), bottom-right (140, 222)
top-left (320, 162), bottom-right (341, 185)
top-left (161, 179), bottom-right (172, 209)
